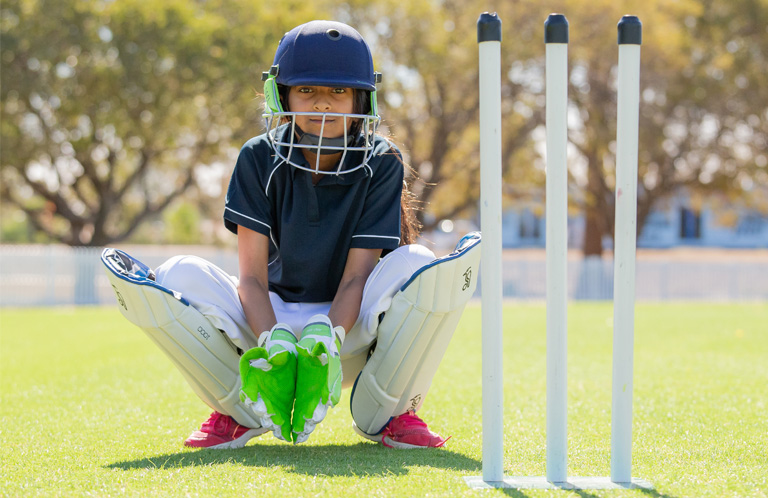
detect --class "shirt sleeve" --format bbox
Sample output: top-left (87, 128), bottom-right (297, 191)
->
top-left (350, 144), bottom-right (404, 252)
top-left (223, 141), bottom-right (273, 237)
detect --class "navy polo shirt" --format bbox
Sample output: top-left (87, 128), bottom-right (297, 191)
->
top-left (224, 131), bottom-right (403, 303)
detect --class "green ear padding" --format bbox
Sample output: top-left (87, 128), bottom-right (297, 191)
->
top-left (264, 75), bottom-right (283, 113)
top-left (369, 90), bottom-right (378, 117)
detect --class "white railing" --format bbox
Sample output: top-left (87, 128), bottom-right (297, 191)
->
top-left (1, 244), bottom-right (766, 306)
top-left (0, 245), bottom-right (239, 307)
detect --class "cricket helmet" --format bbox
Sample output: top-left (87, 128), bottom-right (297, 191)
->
top-left (262, 20), bottom-right (382, 175)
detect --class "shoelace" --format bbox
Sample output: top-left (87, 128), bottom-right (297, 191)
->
top-left (379, 427), bottom-right (396, 448)
top-left (203, 412), bottom-right (231, 436)
top-left (393, 410), bottom-right (426, 428)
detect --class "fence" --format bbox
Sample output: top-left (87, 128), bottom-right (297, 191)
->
top-left (1, 244), bottom-right (767, 307)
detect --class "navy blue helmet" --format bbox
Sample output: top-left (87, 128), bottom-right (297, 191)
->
top-left (272, 21), bottom-right (376, 91)
top-left (262, 21), bottom-right (382, 175)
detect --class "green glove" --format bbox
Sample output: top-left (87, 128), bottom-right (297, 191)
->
top-left (292, 314), bottom-right (345, 444)
top-left (239, 323), bottom-right (298, 442)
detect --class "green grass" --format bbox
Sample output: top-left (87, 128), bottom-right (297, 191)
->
top-left (1, 303), bottom-right (767, 497)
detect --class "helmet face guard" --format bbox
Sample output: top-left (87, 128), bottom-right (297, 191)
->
top-left (264, 112), bottom-right (380, 175)
top-left (262, 21), bottom-right (382, 175)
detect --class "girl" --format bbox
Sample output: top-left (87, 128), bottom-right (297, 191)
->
top-left (158, 20), bottom-right (450, 449)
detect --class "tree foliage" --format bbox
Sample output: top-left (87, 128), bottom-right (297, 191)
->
top-left (564, 0), bottom-right (768, 254)
top-left (2, 0), bottom-right (766, 253)
top-left (337, 0), bottom-right (767, 251)
top-left (339, 0), bottom-right (546, 228)
top-left (1, 0), bottom-right (327, 245)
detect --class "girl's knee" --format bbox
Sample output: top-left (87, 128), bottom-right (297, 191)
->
top-left (155, 255), bottom-right (212, 291)
top-left (387, 244), bottom-right (436, 273)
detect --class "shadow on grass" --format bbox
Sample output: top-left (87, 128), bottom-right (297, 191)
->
top-left (498, 490), bottom-right (532, 498)
top-left (106, 441), bottom-right (481, 477)
top-left (497, 491), bottom-right (602, 498)
top-left (468, 482), bottom-right (677, 498)
top-left (492, 487), bottom-right (677, 498)
top-left (570, 492), bottom-right (601, 498)
top-left (639, 489), bottom-right (677, 498)
top-left (484, 488), bottom-right (630, 498)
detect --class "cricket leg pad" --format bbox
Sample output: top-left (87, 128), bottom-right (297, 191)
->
top-left (101, 248), bottom-right (261, 429)
top-left (350, 233), bottom-right (481, 436)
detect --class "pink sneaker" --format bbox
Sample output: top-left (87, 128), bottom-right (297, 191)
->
top-left (354, 410), bottom-right (450, 449)
top-left (184, 412), bottom-right (267, 449)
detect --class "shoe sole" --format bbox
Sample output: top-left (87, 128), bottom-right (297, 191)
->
top-left (351, 422), bottom-right (436, 449)
top-left (185, 427), bottom-right (269, 450)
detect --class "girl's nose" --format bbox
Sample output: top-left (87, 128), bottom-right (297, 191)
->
top-left (313, 96), bottom-right (332, 112)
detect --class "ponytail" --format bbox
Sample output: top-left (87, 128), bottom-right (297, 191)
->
top-left (399, 167), bottom-right (422, 246)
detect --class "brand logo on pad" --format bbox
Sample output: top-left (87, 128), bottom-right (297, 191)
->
top-left (462, 267), bottom-right (472, 291)
top-left (112, 285), bottom-right (127, 310)
top-left (197, 326), bottom-right (211, 340)
top-left (409, 394), bottom-right (422, 410)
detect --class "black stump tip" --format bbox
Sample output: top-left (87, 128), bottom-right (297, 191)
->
top-left (544, 14), bottom-right (569, 44)
top-left (618, 15), bottom-right (642, 45)
top-left (477, 12), bottom-right (502, 43)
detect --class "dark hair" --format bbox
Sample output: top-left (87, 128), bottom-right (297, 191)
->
top-left (399, 174), bottom-right (422, 245)
top-left (277, 84), bottom-right (290, 111)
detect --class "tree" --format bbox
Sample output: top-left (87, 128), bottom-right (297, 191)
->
top-left (338, 0), bottom-right (546, 231)
top-left (1, 0), bottom-right (328, 246)
top-left (4, 0), bottom-right (766, 255)
top-left (164, 201), bottom-right (201, 245)
top-left (342, 0), bottom-right (768, 253)
top-left (563, 0), bottom-right (768, 255)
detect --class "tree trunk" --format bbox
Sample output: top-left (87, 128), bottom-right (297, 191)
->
top-left (583, 151), bottom-right (609, 257)
top-left (583, 205), bottom-right (604, 257)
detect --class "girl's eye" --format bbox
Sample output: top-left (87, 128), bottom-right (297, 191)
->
top-left (298, 87), bottom-right (313, 93)
top-left (332, 88), bottom-right (347, 94)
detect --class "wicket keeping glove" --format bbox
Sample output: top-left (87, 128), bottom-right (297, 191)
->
top-left (239, 323), bottom-right (298, 442)
top-left (292, 314), bottom-right (345, 444)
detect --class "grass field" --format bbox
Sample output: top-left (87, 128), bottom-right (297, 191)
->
top-left (1, 303), bottom-right (766, 497)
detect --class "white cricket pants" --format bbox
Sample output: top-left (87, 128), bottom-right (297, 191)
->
top-left (155, 244), bottom-right (435, 388)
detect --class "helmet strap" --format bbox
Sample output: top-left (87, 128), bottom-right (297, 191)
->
top-left (295, 126), bottom-right (357, 155)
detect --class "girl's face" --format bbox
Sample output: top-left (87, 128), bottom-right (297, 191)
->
top-left (287, 86), bottom-right (356, 138)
